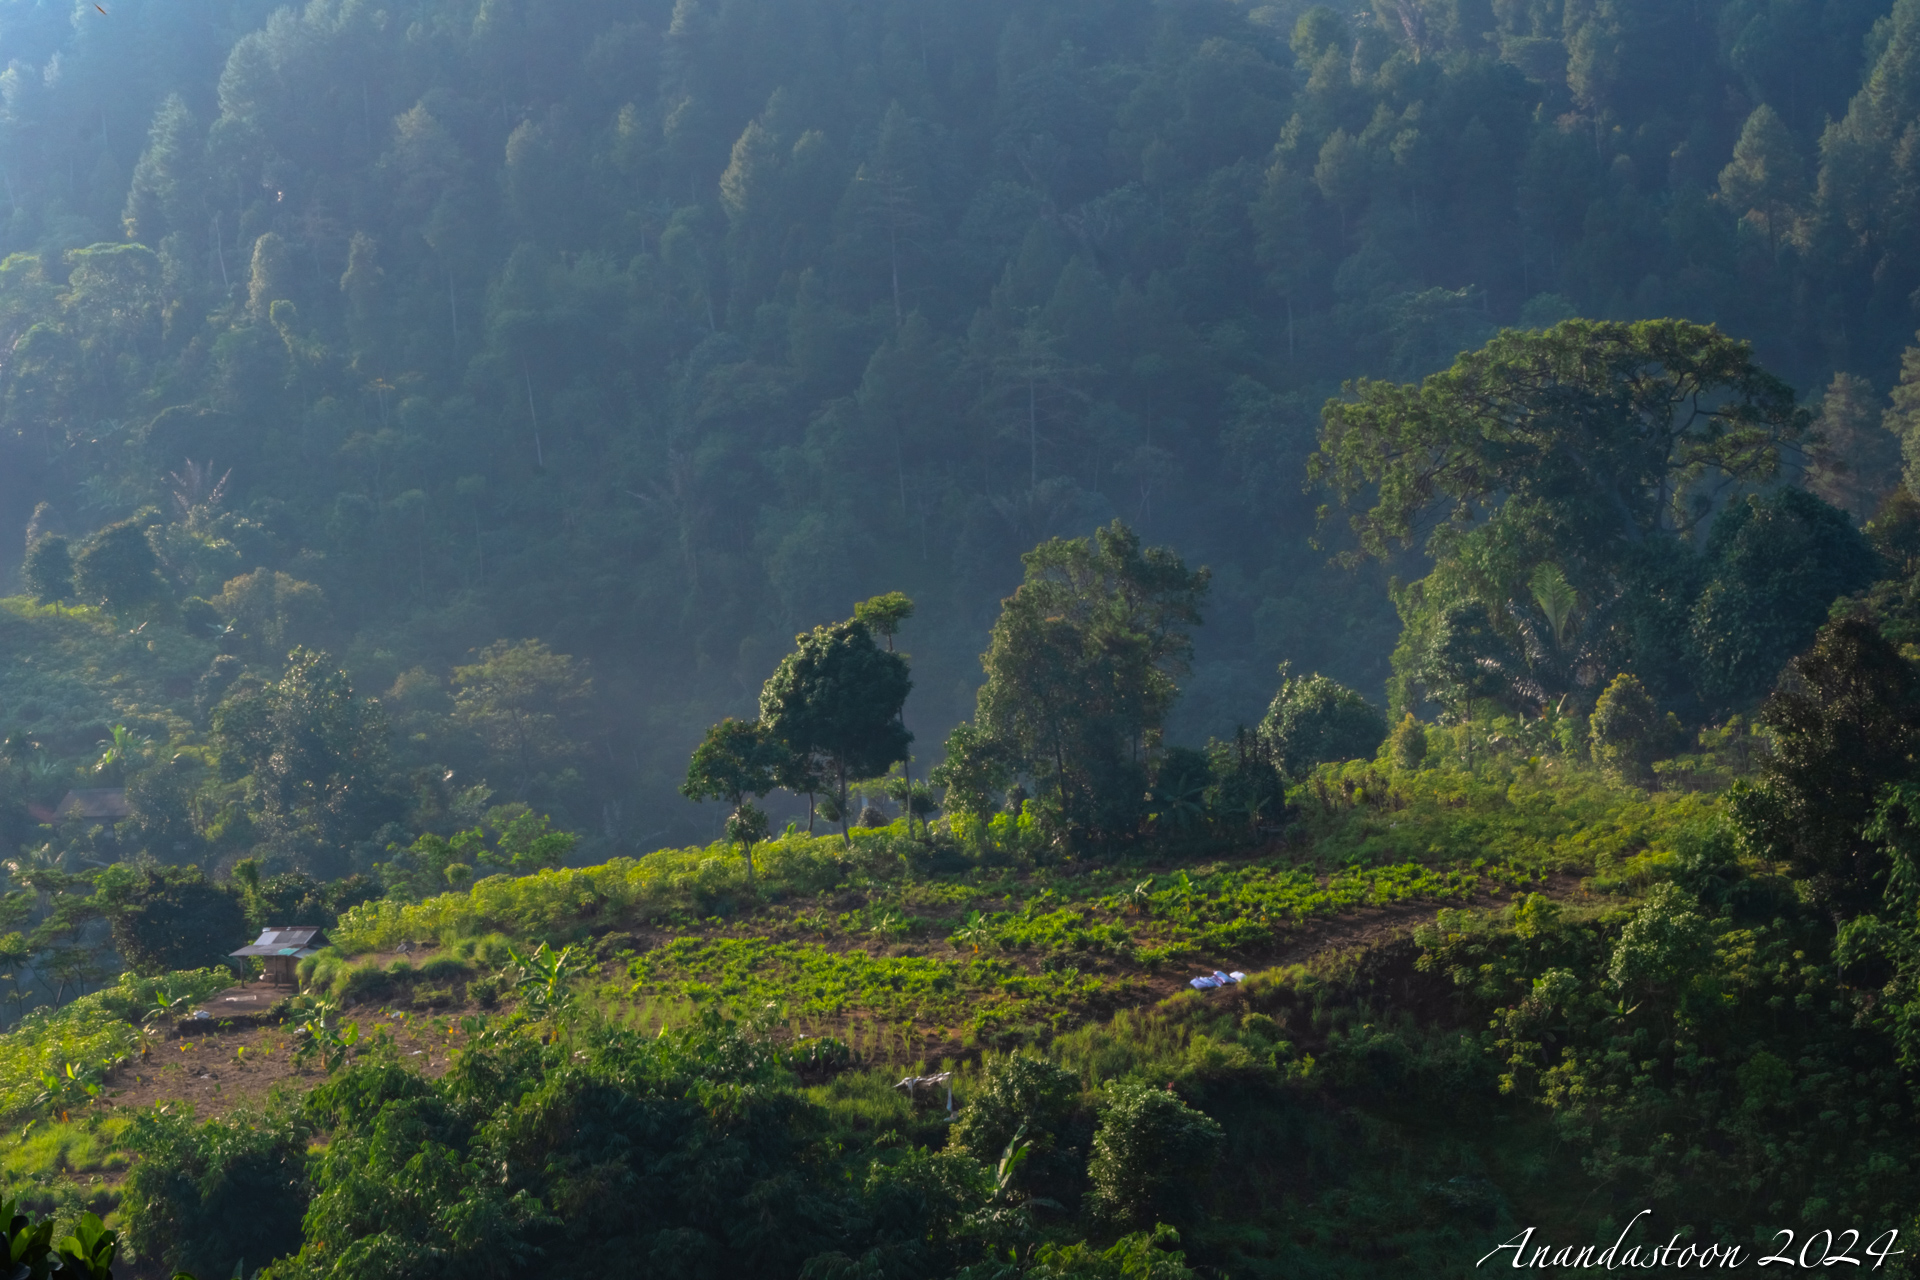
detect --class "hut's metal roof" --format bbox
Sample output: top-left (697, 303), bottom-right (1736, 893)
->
top-left (229, 925), bottom-right (329, 959)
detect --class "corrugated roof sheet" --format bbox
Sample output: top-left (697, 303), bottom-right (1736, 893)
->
top-left (229, 925), bottom-right (329, 961)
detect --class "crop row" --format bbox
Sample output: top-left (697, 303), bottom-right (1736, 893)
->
top-left (621, 937), bottom-right (1127, 1044)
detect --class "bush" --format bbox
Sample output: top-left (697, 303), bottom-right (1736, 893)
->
top-left (1388, 714), bottom-right (1428, 772)
top-left (335, 960), bottom-right (392, 1003)
top-left (1589, 674), bottom-right (1660, 783)
top-left (951, 1053), bottom-right (1080, 1162)
top-left (452, 933), bottom-right (515, 970)
top-left (1259, 666), bottom-right (1387, 780)
top-left (21, 535), bottom-right (73, 604)
top-left (415, 954), bottom-right (470, 982)
top-left (121, 1107), bottom-right (309, 1278)
top-left (1084, 1082), bottom-right (1223, 1231)
top-left (72, 519), bottom-right (165, 612)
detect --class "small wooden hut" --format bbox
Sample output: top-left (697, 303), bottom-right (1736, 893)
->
top-left (230, 926), bottom-right (329, 988)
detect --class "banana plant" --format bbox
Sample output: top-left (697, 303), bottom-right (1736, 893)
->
top-left (143, 985), bottom-right (192, 1028)
top-left (51, 1213), bottom-right (116, 1279)
top-left (0, 1200), bottom-right (125, 1280)
top-left (1126, 879), bottom-right (1154, 916)
top-left (505, 943), bottom-right (587, 1032)
top-left (0, 1195), bottom-right (54, 1278)
top-left (32, 1062), bottom-right (101, 1120)
top-left (951, 912), bottom-right (990, 954)
top-left (293, 998), bottom-right (359, 1074)
top-left (91, 724), bottom-right (150, 780)
top-left (993, 1125), bottom-right (1031, 1197)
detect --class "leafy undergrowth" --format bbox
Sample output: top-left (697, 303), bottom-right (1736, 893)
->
top-left (0, 598), bottom-right (212, 749)
top-left (0, 971), bottom-right (233, 1120)
top-left (0, 755), bottom-right (1747, 1272)
top-left (320, 756), bottom-right (1711, 1054)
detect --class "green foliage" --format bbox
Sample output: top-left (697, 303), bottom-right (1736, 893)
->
top-left (1731, 614), bottom-right (1920, 913)
top-left (1257, 665), bottom-right (1386, 781)
top-left (761, 618), bottom-right (912, 846)
top-left (978, 1226), bottom-right (1200, 1280)
top-left (210, 648), bottom-right (397, 877)
top-left (1315, 320), bottom-right (1806, 561)
top-left (20, 539), bottom-right (72, 606)
top-left (449, 640), bottom-right (591, 807)
top-left (1587, 673), bottom-right (1661, 783)
top-left (71, 521), bottom-right (164, 615)
top-left (1084, 1082), bottom-right (1223, 1230)
top-left (949, 1053), bottom-right (1079, 1165)
top-left (852, 592), bottom-right (915, 650)
top-left (91, 863), bottom-right (245, 977)
top-left (121, 1107), bottom-right (308, 1279)
top-left (682, 719), bottom-right (788, 883)
top-left (376, 811), bottom-right (575, 900)
top-left (967, 522), bottom-right (1209, 843)
top-left (1687, 487), bottom-right (1879, 705)
top-left (1386, 714), bottom-right (1427, 772)
top-left (0, 970), bottom-right (229, 1119)
top-left (932, 722), bottom-right (1013, 823)
top-left (627, 936), bottom-right (1110, 1042)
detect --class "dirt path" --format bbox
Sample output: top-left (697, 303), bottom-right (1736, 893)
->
top-left (95, 1005), bottom-right (462, 1119)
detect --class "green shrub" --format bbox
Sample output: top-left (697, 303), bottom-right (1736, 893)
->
top-left (415, 954), bottom-right (469, 982)
top-left (298, 948), bottom-right (347, 994)
top-left (1084, 1082), bottom-right (1223, 1230)
top-left (22, 535), bottom-right (74, 604)
top-left (1259, 665), bottom-right (1387, 780)
top-left (1388, 713), bottom-right (1428, 772)
top-left (1589, 673), bottom-right (1661, 782)
top-left (334, 960), bottom-right (392, 1004)
top-left (0, 971), bottom-right (230, 1120)
top-left (454, 933), bottom-right (515, 970)
top-left (120, 1107), bottom-right (309, 1279)
top-left (951, 1053), bottom-right (1080, 1160)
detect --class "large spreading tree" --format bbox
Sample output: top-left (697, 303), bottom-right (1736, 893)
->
top-left (1311, 318), bottom-right (1866, 714)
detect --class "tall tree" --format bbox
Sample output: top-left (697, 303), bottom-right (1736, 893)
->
top-left (1804, 372), bottom-right (1898, 520)
top-left (760, 618), bottom-right (912, 846)
top-left (680, 718), bottom-right (788, 883)
top-left (1314, 319), bottom-right (1809, 564)
top-left (211, 648), bottom-right (398, 877)
top-left (1731, 615), bottom-right (1920, 917)
top-left (1719, 104), bottom-right (1807, 253)
top-left (962, 521), bottom-right (1208, 842)
top-left (451, 641), bottom-right (591, 803)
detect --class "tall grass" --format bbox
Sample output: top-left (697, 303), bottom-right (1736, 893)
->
top-left (331, 829), bottom-right (909, 953)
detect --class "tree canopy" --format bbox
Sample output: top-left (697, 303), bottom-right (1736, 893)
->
top-left (1313, 319), bottom-right (1808, 562)
top-left (963, 521), bottom-right (1209, 841)
top-left (760, 618), bottom-right (912, 846)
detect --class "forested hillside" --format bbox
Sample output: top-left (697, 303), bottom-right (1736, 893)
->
top-left (3, 0), bottom-right (1920, 844)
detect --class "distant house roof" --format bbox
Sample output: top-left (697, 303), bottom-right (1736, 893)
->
top-left (54, 789), bottom-right (129, 821)
top-left (230, 925), bottom-right (330, 959)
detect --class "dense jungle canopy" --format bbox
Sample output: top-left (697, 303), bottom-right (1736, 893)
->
top-left (4, 0), bottom-right (1920, 852)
